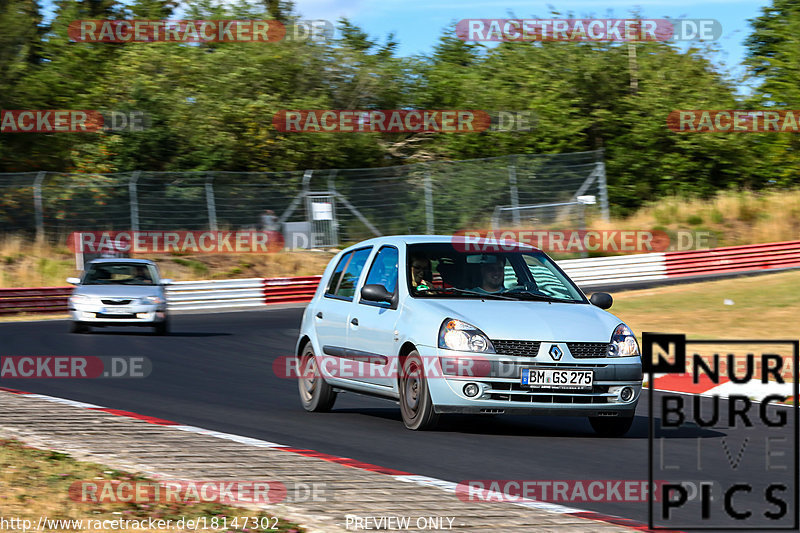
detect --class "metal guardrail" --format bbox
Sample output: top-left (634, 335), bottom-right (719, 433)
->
top-left (664, 240), bottom-right (800, 277)
top-left (166, 278), bottom-right (266, 311)
top-left (558, 253), bottom-right (667, 287)
top-left (4, 240), bottom-right (800, 315)
top-left (0, 287), bottom-right (72, 315)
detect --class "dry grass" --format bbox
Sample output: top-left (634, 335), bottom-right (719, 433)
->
top-left (600, 188), bottom-right (800, 248)
top-left (0, 439), bottom-right (302, 533)
top-left (611, 270), bottom-right (799, 340)
top-left (0, 234), bottom-right (335, 288)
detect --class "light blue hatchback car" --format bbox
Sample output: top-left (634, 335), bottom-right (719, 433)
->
top-left (295, 236), bottom-right (642, 435)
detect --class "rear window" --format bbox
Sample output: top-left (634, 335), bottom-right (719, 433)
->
top-left (325, 247), bottom-right (372, 301)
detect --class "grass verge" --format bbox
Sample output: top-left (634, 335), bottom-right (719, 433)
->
top-left (611, 270), bottom-right (799, 339)
top-left (0, 439), bottom-right (303, 533)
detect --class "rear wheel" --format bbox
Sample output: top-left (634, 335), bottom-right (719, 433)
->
top-left (298, 344), bottom-right (336, 412)
top-left (589, 415), bottom-right (634, 437)
top-left (399, 350), bottom-right (439, 430)
top-left (69, 322), bottom-right (89, 334)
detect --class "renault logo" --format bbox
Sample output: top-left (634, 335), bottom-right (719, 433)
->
top-left (549, 345), bottom-right (563, 361)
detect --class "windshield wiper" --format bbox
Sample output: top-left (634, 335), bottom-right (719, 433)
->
top-left (417, 287), bottom-right (517, 300)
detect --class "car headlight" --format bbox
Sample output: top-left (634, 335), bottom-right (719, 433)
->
top-left (69, 294), bottom-right (91, 304)
top-left (140, 296), bottom-right (164, 304)
top-left (438, 318), bottom-right (495, 353)
top-left (608, 324), bottom-right (640, 357)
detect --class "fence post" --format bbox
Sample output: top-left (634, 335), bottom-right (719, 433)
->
top-left (424, 168), bottom-right (434, 234)
top-left (205, 175), bottom-right (218, 231)
top-left (596, 150), bottom-right (610, 222)
top-left (129, 171), bottom-right (141, 231)
top-left (508, 155), bottom-right (520, 226)
top-left (33, 171), bottom-right (46, 242)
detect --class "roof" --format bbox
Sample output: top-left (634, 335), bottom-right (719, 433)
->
top-left (86, 258), bottom-right (156, 265)
top-left (340, 234), bottom-right (541, 251)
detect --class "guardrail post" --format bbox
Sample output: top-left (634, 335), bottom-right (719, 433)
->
top-left (129, 171), bottom-right (141, 231)
top-left (205, 175), bottom-right (218, 231)
top-left (33, 171), bottom-right (46, 242)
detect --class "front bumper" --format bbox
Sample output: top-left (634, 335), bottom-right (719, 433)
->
top-left (69, 302), bottom-right (166, 325)
top-left (415, 344), bottom-right (642, 416)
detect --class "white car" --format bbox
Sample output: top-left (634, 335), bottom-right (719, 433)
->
top-left (295, 236), bottom-right (643, 435)
top-left (67, 258), bottom-right (171, 335)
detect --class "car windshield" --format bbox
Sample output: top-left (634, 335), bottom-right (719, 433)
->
top-left (406, 243), bottom-right (586, 303)
top-left (83, 263), bottom-right (156, 285)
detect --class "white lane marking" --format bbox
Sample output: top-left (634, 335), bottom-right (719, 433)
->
top-left (23, 394), bottom-right (101, 409)
top-left (172, 425), bottom-right (288, 448)
top-left (704, 379), bottom-right (795, 401)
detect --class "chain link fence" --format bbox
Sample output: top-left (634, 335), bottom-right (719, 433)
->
top-left (0, 150), bottom-right (608, 247)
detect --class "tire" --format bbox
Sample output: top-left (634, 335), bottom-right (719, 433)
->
top-left (154, 317), bottom-right (169, 336)
top-left (589, 415), bottom-right (634, 437)
top-left (399, 350), bottom-right (439, 430)
top-left (297, 344), bottom-right (336, 412)
top-left (69, 321), bottom-right (89, 334)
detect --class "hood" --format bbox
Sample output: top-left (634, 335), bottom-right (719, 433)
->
top-left (73, 285), bottom-right (163, 298)
top-left (415, 299), bottom-right (624, 342)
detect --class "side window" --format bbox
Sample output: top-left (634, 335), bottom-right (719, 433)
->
top-left (326, 251), bottom-right (352, 296)
top-left (361, 246), bottom-right (399, 305)
top-left (326, 247), bottom-right (372, 301)
top-left (523, 255), bottom-right (574, 299)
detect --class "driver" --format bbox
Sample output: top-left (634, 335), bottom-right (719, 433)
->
top-left (131, 265), bottom-right (152, 284)
top-left (474, 257), bottom-right (505, 293)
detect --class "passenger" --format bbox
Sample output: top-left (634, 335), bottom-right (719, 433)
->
top-left (410, 255), bottom-right (433, 291)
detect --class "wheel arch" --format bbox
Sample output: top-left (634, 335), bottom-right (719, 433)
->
top-left (396, 341), bottom-right (418, 386)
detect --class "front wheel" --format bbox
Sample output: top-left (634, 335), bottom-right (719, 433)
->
top-left (298, 345), bottom-right (336, 412)
top-left (153, 317), bottom-right (169, 336)
top-left (69, 321), bottom-right (89, 334)
top-left (589, 415), bottom-right (634, 437)
top-left (399, 350), bottom-right (439, 430)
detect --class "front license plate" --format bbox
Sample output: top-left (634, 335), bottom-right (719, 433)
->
top-left (102, 307), bottom-right (132, 315)
top-left (521, 368), bottom-right (593, 390)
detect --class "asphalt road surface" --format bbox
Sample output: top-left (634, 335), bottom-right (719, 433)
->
top-left (2, 309), bottom-right (796, 530)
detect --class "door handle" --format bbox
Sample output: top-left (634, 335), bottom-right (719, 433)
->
top-left (350, 318), bottom-right (359, 326)
top-left (315, 312), bottom-right (323, 319)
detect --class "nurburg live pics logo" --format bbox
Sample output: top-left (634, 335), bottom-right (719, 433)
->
top-left (643, 333), bottom-right (799, 530)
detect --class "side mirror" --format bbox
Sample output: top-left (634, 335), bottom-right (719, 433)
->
top-left (590, 292), bottom-right (613, 310)
top-left (160, 279), bottom-right (173, 285)
top-left (361, 284), bottom-right (393, 303)
top-left (66, 277), bottom-right (81, 285)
